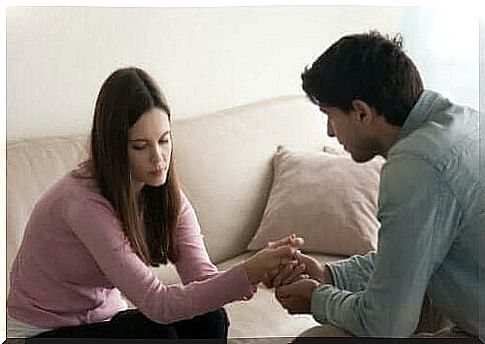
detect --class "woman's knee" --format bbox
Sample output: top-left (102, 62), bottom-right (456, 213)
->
top-left (195, 307), bottom-right (230, 333)
top-left (174, 307), bottom-right (229, 339)
top-left (206, 307), bottom-right (230, 327)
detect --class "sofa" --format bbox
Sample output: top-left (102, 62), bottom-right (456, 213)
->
top-left (6, 95), bottom-right (364, 340)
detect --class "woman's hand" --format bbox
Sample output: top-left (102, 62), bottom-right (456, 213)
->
top-left (263, 251), bottom-right (333, 288)
top-left (243, 234), bottom-right (304, 285)
top-left (267, 234), bottom-right (305, 250)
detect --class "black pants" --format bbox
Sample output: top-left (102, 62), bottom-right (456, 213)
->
top-left (31, 308), bottom-right (229, 339)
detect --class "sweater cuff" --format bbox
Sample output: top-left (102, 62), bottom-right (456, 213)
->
top-left (230, 264), bottom-right (257, 301)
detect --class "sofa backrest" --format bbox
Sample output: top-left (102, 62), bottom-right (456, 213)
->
top-left (6, 95), bottom-right (333, 288)
top-left (171, 95), bottom-right (331, 262)
top-left (7, 135), bottom-right (90, 281)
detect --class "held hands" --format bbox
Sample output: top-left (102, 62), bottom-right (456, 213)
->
top-left (242, 234), bottom-right (304, 285)
top-left (263, 248), bottom-right (328, 288)
top-left (272, 253), bottom-right (328, 315)
top-left (242, 234), bottom-right (334, 314)
top-left (257, 235), bottom-right (335, 315)
top-left (273, 257), bottom-right (334, 314)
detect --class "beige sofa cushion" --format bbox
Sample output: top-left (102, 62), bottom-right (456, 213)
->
top-left (6, 135), bottom-right (89, 282)
top-left (248, 146), bottom-right (383, 256)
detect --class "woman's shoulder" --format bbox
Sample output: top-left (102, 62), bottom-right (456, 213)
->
top-left (51, 174), bottom-right (120, 224)
top-left (177, 189), bottom-right (194, 214)
top-left (179, 189), bottom-right (189, 204)
top-left (28, 174), bottom-right (110, 226)
top-left (45, 173), bottom-right (105, 205)
top-left (61, 172), bottom-right (99, 193)
top-left (176, 190), bottom-right (201, 229)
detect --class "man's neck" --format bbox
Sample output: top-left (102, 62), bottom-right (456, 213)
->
top-left (378, 124), bottom-right (401, 159)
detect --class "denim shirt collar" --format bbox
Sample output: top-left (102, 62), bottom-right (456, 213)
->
top-left (398, 90), bottom-right (446, 141)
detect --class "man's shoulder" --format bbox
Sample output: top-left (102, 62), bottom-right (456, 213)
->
top-left (389, 106), bottom-right (478, 172)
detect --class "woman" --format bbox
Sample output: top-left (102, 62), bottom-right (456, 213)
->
top-left (7, 67), bottom-right (302, 339)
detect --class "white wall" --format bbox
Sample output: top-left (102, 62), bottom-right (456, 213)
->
top-left (7, 6), bottom-right (403, 140)
top-left (401, 6), bottom-right (479, 110)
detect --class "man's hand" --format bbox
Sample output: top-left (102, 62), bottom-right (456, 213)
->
top-left (275, 278), bottom-right (320, 314)
top-left (243, 235), bottom-right (304, 285)
top-left (268, 260), bottom-right (308, 288)
top-left (263, 251), bottom-right (333, 288)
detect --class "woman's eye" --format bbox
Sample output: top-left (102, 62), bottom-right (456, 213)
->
top-left (132, 145), bottom-right (146, 150)
top-left (159, 139), bottom-right (170, 145)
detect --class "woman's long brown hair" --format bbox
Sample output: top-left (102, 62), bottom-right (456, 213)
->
top-left (73, 67), bottom-right (181, 266)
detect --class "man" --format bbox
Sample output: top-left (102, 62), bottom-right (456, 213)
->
top-left (270, 31), bottom-right (483, 338)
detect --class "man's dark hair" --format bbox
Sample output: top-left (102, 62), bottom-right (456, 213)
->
top-left (301, 31), bottom-right (423, 126)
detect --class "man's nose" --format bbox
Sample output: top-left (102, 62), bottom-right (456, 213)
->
top-left (327, 121), bottom-right (335, 137)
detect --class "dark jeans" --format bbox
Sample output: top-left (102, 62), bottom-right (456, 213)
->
top-left (31, 308), bottom-right (229, 339)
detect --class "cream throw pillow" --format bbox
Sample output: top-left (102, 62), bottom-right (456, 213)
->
top-left (247, 146), bottom-right (384, 256)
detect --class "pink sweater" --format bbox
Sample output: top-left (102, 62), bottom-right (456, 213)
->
top-left (7, 175), bottom-right (256, 329)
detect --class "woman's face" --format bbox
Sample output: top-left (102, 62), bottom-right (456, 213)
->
top-left (127, 107), bottom-right (172, 193)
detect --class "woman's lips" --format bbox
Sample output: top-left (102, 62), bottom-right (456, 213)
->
top-left (149, 168), bottom-right (166, 176)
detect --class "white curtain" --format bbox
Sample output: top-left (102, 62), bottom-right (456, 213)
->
top-left (400, 6), bottom-right (479, 110)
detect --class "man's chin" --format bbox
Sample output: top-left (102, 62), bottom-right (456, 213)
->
top-left (350, 152), bottom-right (375, 163)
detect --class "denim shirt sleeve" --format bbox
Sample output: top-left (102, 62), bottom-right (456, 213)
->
top-left (311, 155), bottom-right (459, 337)
top-left (326, 251), bottom-right (377, 292)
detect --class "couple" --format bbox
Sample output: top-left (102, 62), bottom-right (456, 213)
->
top-left (7, 31), bottom-right (482, 339)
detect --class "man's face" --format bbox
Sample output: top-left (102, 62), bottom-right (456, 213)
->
top-left (319, 105), bottom-right (379, 163)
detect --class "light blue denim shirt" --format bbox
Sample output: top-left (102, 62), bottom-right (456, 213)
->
top-left (311, 90), bottom-right (483, 337)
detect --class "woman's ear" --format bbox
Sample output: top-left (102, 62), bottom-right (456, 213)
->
top-left (351, 99), bottom-right (376, 125)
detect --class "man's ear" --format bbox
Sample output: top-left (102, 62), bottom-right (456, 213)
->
top-left (351, 99), bottom-right (376, 125)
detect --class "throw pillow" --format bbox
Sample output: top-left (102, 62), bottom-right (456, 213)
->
top-left (247, 146), bottom-right (384, 256)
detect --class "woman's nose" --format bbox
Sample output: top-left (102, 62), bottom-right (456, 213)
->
top-left (150, 147), bottom-right (163, 164)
